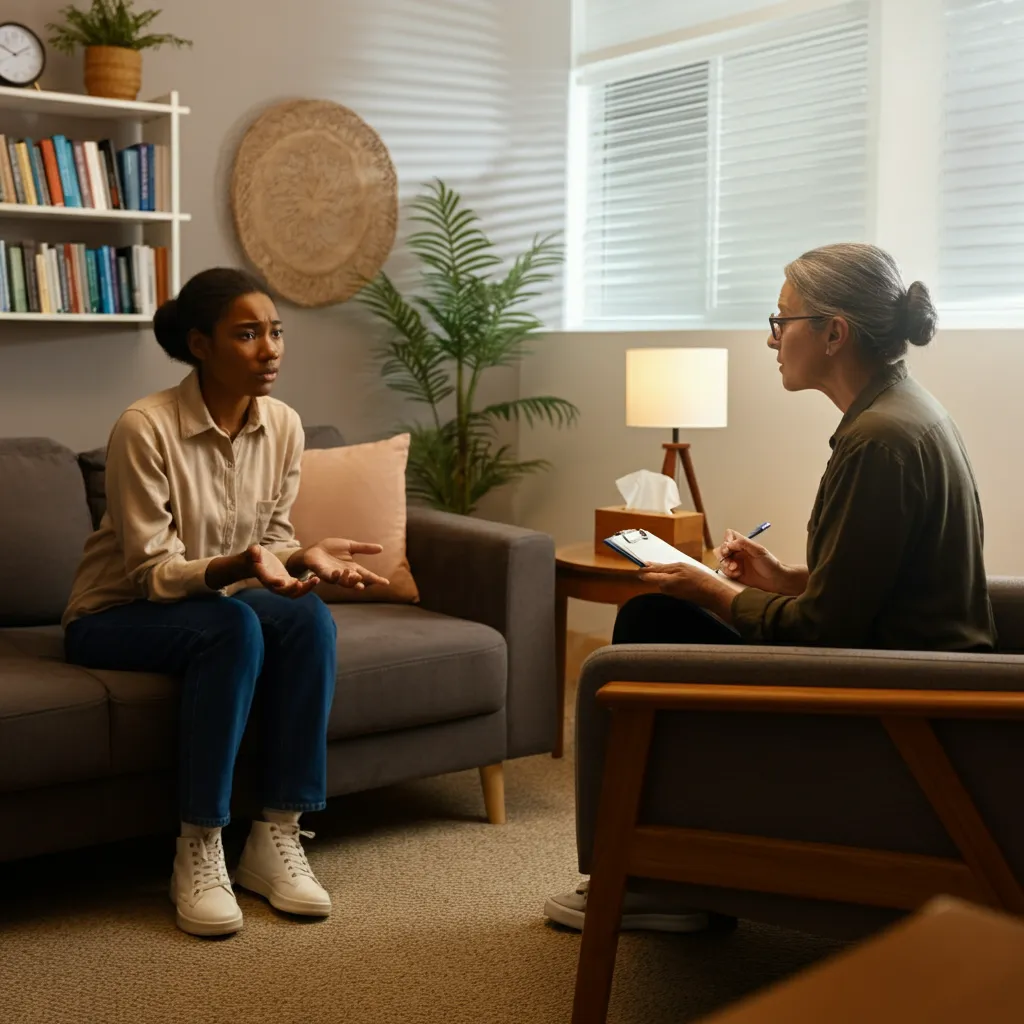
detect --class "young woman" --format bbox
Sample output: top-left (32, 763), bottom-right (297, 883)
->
top-left (545, 242), bottom-right (996, 934)
top-left (62, 267), bottom-right (388, 938)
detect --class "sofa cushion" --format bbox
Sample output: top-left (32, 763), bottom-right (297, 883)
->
top-left (78, 446), bottom-right (107, 531)
top-left (76, 425), bottom-right (346, 530)
top-left (0, 649), bottom-right (110, 792)
top-left (303, 425), bottom-right (346, 450)
top-left (21, 603), bottom-right (506, 777)
top-left (327, 604), bottom-right (506, 740)
top-left (290, 435), bottom-right (420, 604)
top-left (0, 439), bottom-right (94, 626)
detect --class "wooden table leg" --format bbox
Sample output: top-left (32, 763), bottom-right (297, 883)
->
top-left (554, 577), bottom-right (569, 759)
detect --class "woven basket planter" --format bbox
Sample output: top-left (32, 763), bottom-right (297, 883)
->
top-left (84, 46), bottom-right (142, 101)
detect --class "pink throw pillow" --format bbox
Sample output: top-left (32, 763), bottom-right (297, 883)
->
top-left (289, 433), bottom-right (419, 604)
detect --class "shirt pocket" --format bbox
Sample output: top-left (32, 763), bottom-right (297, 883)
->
top-left (251, 498), bottom-right (277, 546)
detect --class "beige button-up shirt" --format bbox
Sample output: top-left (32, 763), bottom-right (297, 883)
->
top-left (63, 370), bottom-right (303, 627)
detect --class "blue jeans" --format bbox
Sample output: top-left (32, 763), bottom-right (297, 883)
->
top-left (65, 590), bottom-right (337, 828)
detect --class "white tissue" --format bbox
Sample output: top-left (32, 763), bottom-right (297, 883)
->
top-left (615, 469), bottom-right (680, 514)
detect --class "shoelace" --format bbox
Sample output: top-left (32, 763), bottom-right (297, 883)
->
top-left (189, 831), bottom-right (231, 896)
top-left (270, 823), bottom-right (317, 880)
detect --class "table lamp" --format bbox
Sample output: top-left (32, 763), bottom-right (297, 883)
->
top-left (625, 347), bottom-right (728, 550)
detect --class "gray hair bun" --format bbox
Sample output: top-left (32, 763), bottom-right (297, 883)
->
top-left (903, 280), bottom-right (937, 347)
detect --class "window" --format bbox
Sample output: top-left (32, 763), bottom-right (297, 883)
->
top-left (573, 3), bottom-right (871, 328)
top-left (939, 0), bottom-right (1024, 311)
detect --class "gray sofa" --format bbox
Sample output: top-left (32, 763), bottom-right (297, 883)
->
top-left (574, 580), bottom-right (1024, 940)
top-left (0, 426), bottom-right (556, 863)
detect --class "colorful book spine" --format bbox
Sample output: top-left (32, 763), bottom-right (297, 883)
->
top-left (22, 242), bottom-right (39, 312)
top-left (0, 136), bottom-right (15, 204)
top-left (72, 142), bottom-right (93, 208)
top-left (39, 139), bottom-right (64, 206)
top-left (55, 247), bottom-right (70, 313)
top-left (52, 136), bottom-right (81, 208)
top-left (120, 147), bottom-right (141, 211)
top-left (8, 245), bottom-right (27, 312)
top-left (0, 240), bottom-right (8, 311)
top-left (15, 144), bottom-right (37, 205)
top-left (29, 144), bottom-right (51, 206)
top-left (98, 140), bottom-right (122, 209)
top-left (86, 250), bottom-right (100, 313)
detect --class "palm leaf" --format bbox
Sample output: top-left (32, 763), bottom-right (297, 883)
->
top-left (359, 179), bottom-right (576, 515)
top-left (472, 396), bottom-right (580, 430)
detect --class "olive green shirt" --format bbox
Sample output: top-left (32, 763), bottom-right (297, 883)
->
top-left (732, 361), bottom-right (996, 651)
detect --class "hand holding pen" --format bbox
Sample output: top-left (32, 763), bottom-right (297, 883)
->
top-left (714, 521), bottom-right (782, 586)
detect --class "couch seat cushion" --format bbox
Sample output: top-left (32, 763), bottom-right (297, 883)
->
top-left (0, 642), bottom-right (110, 792)
top-left (327, 604), bottom-right (506, 740)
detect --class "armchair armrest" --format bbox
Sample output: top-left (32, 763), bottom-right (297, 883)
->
top-left (597, 681), bottom-right (1024, 718)
top-left (574, 643), bottom-right (1024, 878)
top-left (406, 506), bottom-right (556, 758)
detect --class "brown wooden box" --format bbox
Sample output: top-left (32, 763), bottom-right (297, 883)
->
top-left (594, 506), bottom-right (704, 560)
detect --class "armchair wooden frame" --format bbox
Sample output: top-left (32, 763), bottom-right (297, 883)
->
top-left (572, 681), bottom-right (1024, 1024)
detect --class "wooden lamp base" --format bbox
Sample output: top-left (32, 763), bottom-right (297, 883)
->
top-left (661, 441), bottom-right (714, 550)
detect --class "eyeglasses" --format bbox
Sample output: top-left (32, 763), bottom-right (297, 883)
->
top-left (768, 315), bottom-right (826, 341)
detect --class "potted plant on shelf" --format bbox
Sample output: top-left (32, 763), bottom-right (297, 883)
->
top-left (47, 0), bottom-right (191, 101)
top-left (360, 179), bottom-right (580, 516)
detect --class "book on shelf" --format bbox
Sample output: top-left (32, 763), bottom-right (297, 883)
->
top-left (0, 238), bottom-right (168, 316)
top-left (0, 134), bottom-right (171, 213)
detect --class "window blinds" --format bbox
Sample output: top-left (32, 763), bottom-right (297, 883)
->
top-left (579, 5), bottom-right (870, 326)
top-left (939, 0), bottom-right (1024, 309)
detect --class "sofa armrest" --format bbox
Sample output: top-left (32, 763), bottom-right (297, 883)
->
top-left (406, 506), bottom-right (556, 758)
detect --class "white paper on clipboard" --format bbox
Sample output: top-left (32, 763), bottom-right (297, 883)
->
top-left (604, 529), bottom-right (718, 577)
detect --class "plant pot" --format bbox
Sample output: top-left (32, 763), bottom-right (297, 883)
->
top-left (84, 46), bottom-right (142, 101)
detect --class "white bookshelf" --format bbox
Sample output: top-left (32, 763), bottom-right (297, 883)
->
top-left (0, 86), bottom-right (190, 324)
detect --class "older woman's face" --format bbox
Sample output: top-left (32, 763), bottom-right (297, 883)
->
top-left (768, 279), bottom-right (830, 392)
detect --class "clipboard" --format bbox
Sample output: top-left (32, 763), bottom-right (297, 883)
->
top-left (604, 528), bottom-right (718, 577)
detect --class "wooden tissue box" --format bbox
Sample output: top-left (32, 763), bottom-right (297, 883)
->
top-left (594, 506), bottom-right (704, 560)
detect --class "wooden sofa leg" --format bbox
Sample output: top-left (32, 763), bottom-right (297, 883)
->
top-left (479, 763), bottom-right (507, 824)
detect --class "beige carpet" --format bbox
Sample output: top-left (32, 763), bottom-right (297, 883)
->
top-left (0, 641), bottom-right (845, 1024)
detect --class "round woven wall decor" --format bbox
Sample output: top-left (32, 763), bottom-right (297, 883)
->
top-left (230, 99), bottom-right (398, 307)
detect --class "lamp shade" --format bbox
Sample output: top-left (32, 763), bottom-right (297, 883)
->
top-left (625, 348), bottom-right (728, 429)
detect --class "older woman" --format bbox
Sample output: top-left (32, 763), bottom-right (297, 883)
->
top-left (545, 242), bottom-right (996, 933)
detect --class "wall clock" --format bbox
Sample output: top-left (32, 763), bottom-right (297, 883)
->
top-left (0, 23), bottom-right (45, 88)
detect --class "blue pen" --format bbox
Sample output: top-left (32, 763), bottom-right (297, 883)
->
top-left (716, 522), bottom-right (771, 574)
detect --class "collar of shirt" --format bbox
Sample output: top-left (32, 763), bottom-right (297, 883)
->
top-left (176, 369), bottom-right (266, 441)
top-left (829, 359), bottom-right (909, 450)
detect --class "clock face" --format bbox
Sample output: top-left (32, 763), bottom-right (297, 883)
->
top-left (0, 23), bottom-right (45, 87)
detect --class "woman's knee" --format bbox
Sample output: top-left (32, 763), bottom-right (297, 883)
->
top-left (204, 597), bottom-right (265, 660)
top-left (612, 593), bottom-right (672, 643)
top-left (291, 593), bottom-right (337, 637)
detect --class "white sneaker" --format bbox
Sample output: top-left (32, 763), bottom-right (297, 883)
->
top-left (544, 879), bottom-right (710, 933)
top-left (170, 829), bottom-right (243, 937)
top-left (235, 820), bottom-right (331, 916)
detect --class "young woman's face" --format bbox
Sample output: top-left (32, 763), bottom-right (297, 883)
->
top-left (190, 292), bottom-right (284, 397)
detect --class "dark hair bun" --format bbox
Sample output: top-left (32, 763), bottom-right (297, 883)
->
top-left (152, 298), bottom-right (197, 366)
top-left (903, 280), bottom-right (937, 347)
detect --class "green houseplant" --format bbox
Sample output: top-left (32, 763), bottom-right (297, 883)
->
top-left (47, 0), bottom-right (192, 101)
top-left (360, 180), bottom-right (579, 516)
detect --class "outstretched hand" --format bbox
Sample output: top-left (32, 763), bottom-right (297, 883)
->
top-left (248, 545), bottom-right (320, 598)
top-left (297, 538), bottom-right (390, 590)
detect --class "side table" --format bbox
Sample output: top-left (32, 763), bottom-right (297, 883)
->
top-left (553, 542), bottom-right (662, 759)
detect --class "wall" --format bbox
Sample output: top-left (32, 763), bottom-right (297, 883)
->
top-left (0, 0), bottom-right (569, 520)
top-left (517, 327), bottom-right (1024, 634)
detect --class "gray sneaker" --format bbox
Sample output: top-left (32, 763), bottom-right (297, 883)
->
top-left (544, 879), bottom-right (711, 933)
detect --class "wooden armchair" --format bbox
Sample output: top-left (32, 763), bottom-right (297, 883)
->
top-left (569, 579), bottom-right (1024, 1024)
